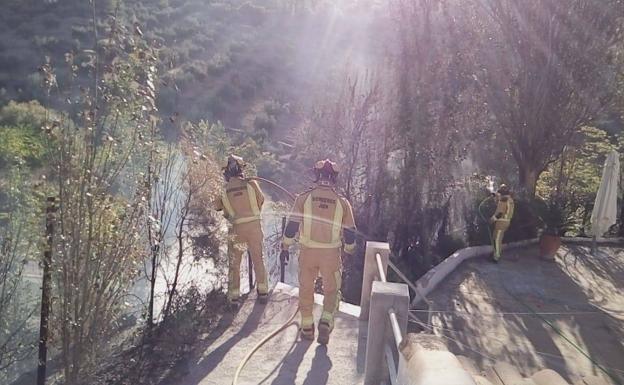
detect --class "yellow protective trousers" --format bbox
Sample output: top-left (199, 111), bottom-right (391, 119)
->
top-left (492, 219), bottom-right (510, 261)
top-left (298, 249), bottom-right (342, 331)
top-left (228, 220), bottom-right (268, 300)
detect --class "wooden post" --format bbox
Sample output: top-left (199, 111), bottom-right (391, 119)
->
top-left (37, 197), bottom-right (56, 385)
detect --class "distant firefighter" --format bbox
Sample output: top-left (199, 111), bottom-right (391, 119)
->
top-left (281, 159), bottom-right (357, 345)
top-left (490, 184), bottom-right (514, 262)
top-left (215, 155), bottom-right (268, 308)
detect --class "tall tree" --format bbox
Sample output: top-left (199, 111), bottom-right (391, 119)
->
top-left (477, 0), bottom-right (623, 196)
top-left (40, 18), bottom-right (161, 383)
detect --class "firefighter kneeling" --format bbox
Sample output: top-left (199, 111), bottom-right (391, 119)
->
top-left (281, 159), bottom-right (357, 345)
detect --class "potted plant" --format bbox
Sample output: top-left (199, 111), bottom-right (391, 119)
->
top-left (533, 195), bottom-right (576, 260)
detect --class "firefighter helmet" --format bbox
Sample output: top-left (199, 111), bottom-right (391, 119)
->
top-left (223, 154), bottom-right (245, 180)
top-left (313, 159), bottom-right (339, 185)
top-left (497, 184), bottom-right (511, 196)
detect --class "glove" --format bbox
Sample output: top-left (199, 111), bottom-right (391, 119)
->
top-left (344, 243), bottom-right (356, 255)
top-left (280, 250), bottom-right (290, 265)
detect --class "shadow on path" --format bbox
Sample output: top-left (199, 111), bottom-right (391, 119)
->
top-left (162, 301), bottom-right (265, 385)
top-left (302, 345), bottom-right (333, 385)
top-left (429, 247), bottom-right (624, 384)
top-left (269, 340), bottom-right (312, 385)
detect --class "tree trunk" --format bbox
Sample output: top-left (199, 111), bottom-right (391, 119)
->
top-left (37, 197), bottom-right (56, 385)
top-left (518, 165), bottom-right (539, 198)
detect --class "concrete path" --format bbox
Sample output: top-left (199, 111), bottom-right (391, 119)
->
top-left (167, 283), bottom-right (366, 385)
top-left (416, 244), bottom-right (624, 385)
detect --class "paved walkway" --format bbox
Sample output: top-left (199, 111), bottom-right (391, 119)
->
top-left (167, 283), bottom-right (366, 385)
top-left (417, 244), bottom-right (624, 385)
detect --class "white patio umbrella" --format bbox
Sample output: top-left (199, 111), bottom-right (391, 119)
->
top-left (590, 150), bottom-right (620, 252)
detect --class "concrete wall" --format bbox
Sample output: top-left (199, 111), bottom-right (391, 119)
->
top-left (397, 343), bottom-right (476, 385)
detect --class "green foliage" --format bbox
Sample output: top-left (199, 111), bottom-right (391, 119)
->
top-left (0, 165), bottom-right (42, 384)
top-left (35, 22), bottom-right (164, 383)
top-left (0, 100), bottom-right (54, 169)
top-left (0, 126), bottom-right (46, 168)
top-left (253, 113), bottom-right (277, 133)
top-left (532, 195), bottom-right (577, 236)
top-left (537, 126), bottom-right (618, 228)
top-left (0, 100), bottom-right (50, 129)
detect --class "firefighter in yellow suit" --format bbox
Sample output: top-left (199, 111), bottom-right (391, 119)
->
top-left (215, 155), bottom-right (269, 307)
top-left (490, 184), bottom-right (514, 262)
top-left (280, 159), bottom-right (357, 345)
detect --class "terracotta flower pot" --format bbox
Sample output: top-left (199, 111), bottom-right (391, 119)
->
top-left (539, 234), bottom-right (561, 261)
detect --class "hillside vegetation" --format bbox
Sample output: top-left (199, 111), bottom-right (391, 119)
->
top-left (0, 0), bottom-right (623, 384)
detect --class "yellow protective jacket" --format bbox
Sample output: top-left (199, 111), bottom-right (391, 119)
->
top-left (215, 177), bottom-right (264, 225)
top-left (282, 185), bottom-right (356, 253)
top-left (492, 194), bottom-right (514, 222)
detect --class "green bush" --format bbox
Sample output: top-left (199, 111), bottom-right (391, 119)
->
top-left (207, 53), bottom-right (231, 75)
top-left (187, 61), bottom-right (208, 80)
top-left (253, 113), bottom-right (277, 133)
top-left (0, 100), bottom-right (50, 129)
top-left (263, 99), bottom-right (283, 116)
top-left (0, 125), bottom-right (46, 168)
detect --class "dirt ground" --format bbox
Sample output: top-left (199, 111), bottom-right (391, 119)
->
top-left (415, 244), bottom-right (624, 385)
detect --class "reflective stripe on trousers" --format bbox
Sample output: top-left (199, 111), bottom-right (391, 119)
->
top-left (493, 220), bottom-right (510, 260)
top-left (298, 251), bottom-right (342, 330)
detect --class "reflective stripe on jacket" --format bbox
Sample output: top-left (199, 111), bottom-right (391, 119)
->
top-left (221, 178), bottom-right (263, 224)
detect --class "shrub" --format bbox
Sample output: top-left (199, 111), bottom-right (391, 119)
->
top-left (253, 113), bottom-right (277, 133)
top-left (263, 99), bottom-right (283, 117)
top-left (0, 125), bottom-right (46, 168)
top-left (207, 53), bottom-right (231, 75)
top-left (187, 61), bottom-right (208, 80)
top-left (0, 100), bottom-right (50, 129)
